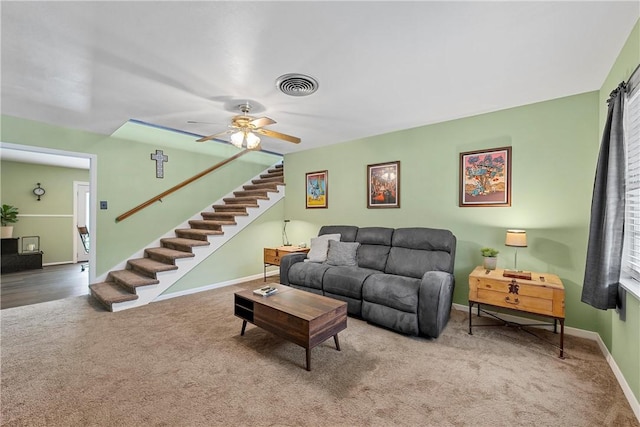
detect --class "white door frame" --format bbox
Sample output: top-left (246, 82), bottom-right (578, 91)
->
top-left (73, 181), bottom-right (90, 263)
top-left (0, 142), bottom-right (98, 283)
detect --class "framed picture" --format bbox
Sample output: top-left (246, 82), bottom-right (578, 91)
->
top-left (367, 161), bottom-right (400, 208)
top-left (305, 170), bottom-right (328, 209)
top-left (459, 146), bottom-right (512, 207)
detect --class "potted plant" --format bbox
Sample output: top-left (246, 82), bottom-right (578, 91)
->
top-left (1, 204), bottom-right (19, 238)
top-left (480, 247), bottom-right (499, 270)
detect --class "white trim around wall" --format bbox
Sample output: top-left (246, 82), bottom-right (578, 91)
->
top-left (17, 214), bottom-right (74, 217)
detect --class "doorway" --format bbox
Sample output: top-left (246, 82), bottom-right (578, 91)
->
top-left (0, 142), bottom-right (97, 285)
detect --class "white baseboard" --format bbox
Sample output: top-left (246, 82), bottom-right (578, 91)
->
top-left (154, 270), bottom-right (279, 302)
top-left (452, 303), bottom-right (640, 421)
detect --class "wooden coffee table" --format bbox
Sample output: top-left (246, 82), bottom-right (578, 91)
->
top-left (234, 285), bottom-right (347, 371)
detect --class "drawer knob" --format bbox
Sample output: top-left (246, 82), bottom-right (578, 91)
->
top-left (505, 296), bottom-right (520, 305)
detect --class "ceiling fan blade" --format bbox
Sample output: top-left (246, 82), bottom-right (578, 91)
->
top-left (196, 130), bottom-right (232, 142)
top-left (250, 117), bottom-right (276, 128)
top-left (255, 128), bottom-right (301, 144)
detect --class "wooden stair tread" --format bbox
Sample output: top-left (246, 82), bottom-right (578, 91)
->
top-left (175, 228), bottom-right (224, 236)
top-left (90, 282), bottom-right (138, 308)
top-left (233, 190), bottom-right (269, 198)
top-left (190, 219), bottom-right (235, 226)
top-left (145, 247), bottom-right (195, 259)
top-left (128, 258), bottom-right (179, 272)
top-left (243, 183), bottom-right (279, 189)
top-left (212, 203), bottom-right (256, 209)
top-left (252, 177), bottom-right (283, 185)
top-left (161, 237), bottom-right (210, 249)
top-left (223, 196), bottom-right (265, 202)
top-left (109, 270), bottom-right (160, 287)
top-left (200, 212), bottom-right (243, 220)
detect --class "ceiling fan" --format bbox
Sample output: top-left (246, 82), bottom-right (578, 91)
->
top-left (194, 103), bottom-right (301, 150)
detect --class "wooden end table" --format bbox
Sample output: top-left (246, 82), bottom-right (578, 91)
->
top-left (234, 285), bottom-right (347, 371)
top-left (263, 246), bottom-right (309, 281)
top-left (468, 266), bottom-right (566, 358)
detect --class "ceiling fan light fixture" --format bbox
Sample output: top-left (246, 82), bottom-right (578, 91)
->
top-left (246, 132), bottom-right (261, 150)
top-left (230, 131), bottom-right (245, 148)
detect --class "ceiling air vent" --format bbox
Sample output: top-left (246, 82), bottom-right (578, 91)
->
top-left (276, 73), bottom-right (319, 97)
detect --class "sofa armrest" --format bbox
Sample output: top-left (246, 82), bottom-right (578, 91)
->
top-left (418, 271), bottom-right (456, 338)
top-left (279, 252), bottom-right (308, 285)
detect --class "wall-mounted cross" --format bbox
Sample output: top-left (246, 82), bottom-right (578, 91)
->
top-left (150, 150), bottom-right (169, 178)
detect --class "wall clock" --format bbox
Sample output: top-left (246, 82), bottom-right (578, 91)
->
top-left (33, 183), bottom-right (45, 201)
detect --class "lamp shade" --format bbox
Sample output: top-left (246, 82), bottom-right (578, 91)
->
top-left (245, 132), bottom-right (261, 149)
top-left (505, 229), bottom-right (527, 247)
top-left (230, 131), bottom-right (245, 148)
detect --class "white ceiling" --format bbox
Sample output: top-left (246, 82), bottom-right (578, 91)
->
top-left (1, 1), bottom-right (638, 156)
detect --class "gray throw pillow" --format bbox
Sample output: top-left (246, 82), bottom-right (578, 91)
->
top-left (326, 240), bottom-right (360, 266)
top-left (306, 233), bottom-right (341, 263)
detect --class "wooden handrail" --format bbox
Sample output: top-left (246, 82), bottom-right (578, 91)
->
top-left (116, 149), bottom-right (250, 223)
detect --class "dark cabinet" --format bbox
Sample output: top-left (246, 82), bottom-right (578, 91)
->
top-left (1, 238), bottom-right (43, 273)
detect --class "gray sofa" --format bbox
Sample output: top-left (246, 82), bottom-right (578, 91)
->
top-left (279, 225), bottom-right (457, 338)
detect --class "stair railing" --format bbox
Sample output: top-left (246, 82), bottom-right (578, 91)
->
top-left (116, 149), bottom-right (250, 223)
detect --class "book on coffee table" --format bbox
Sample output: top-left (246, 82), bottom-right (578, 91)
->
top-left (253, 286), bottom-right (277, 297)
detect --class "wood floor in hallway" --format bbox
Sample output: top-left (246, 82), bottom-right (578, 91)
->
top-left (1, 264), bottom-right (89, 310)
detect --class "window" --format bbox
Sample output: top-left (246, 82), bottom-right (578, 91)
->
top-left (621, 70), bottom-right (640, 300)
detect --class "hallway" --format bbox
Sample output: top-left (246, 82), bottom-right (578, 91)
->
top-left (1, 264), bottom-right (89, 310)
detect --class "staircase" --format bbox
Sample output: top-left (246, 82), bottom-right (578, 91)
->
top-left (89, 163), bottom-right (284, 312)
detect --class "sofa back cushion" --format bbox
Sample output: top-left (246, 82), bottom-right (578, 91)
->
top-left (356, 227), bottom-right (394, 271)
top-left (319, 225), bottom-right (358, 242)
top-left (385, 228), bottom-right (456, 278)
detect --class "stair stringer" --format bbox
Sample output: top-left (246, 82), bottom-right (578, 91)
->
top-left (97, 171), bottom-right (284, 313)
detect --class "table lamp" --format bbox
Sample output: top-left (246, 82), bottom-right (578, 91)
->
top-left (504, 229), bottom-right (530, 279)
top-left (282, 219), bottom-right (291, 246)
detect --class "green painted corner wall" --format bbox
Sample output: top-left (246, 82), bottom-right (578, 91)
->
top-left (1, 161), bottom-right (89, 264)
top-left (283, 92), bottom-right (600, 331)
top-left (283, 90), bottom-right (640, 403)
top-left (1, 116), bottom-right (282, 277)
top-left (599, 18), bottom-right (640, 404)
top-left (282, 20), bottom-right (640, 405)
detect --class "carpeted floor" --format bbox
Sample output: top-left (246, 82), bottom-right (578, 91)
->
top-left (1, 278), bottom-right (638, 426)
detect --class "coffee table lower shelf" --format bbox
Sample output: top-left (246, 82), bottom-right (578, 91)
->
top-left (234, 286), bottom-right (347, 371)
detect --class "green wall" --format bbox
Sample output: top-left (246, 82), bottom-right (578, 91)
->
top-left (598, 19), bottom-right (640, 405)
top-left (1, 161), bottom-right (89, 264)
top-left (0, 118), bottom-right (282, 280)
top-left (283, 19), bottom-right (640, 406)
top-left (284, 91), bottom-right (600, 330)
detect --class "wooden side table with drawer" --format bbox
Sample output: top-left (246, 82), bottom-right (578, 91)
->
top-left (263, 246), bottom-right (310, 281)
top-left (468, 266), bottom-right (566, 358)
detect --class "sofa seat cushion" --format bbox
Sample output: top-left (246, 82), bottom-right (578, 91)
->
top-left (288, 262), bottom-right (332, 290)
top-left (323, 266), bottom-right (379, 299)
top-left (362, 302), bottom-right (419, 335)
top-left (362, 273), bottom-right (420, 313)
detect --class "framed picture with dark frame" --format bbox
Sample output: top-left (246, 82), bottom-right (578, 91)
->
top-left (367, 161), bottom-right (400, 208)
top-left (459, 146), bottom-right (512, 207)
top-left (305, 170), bottom-right (328, 209)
